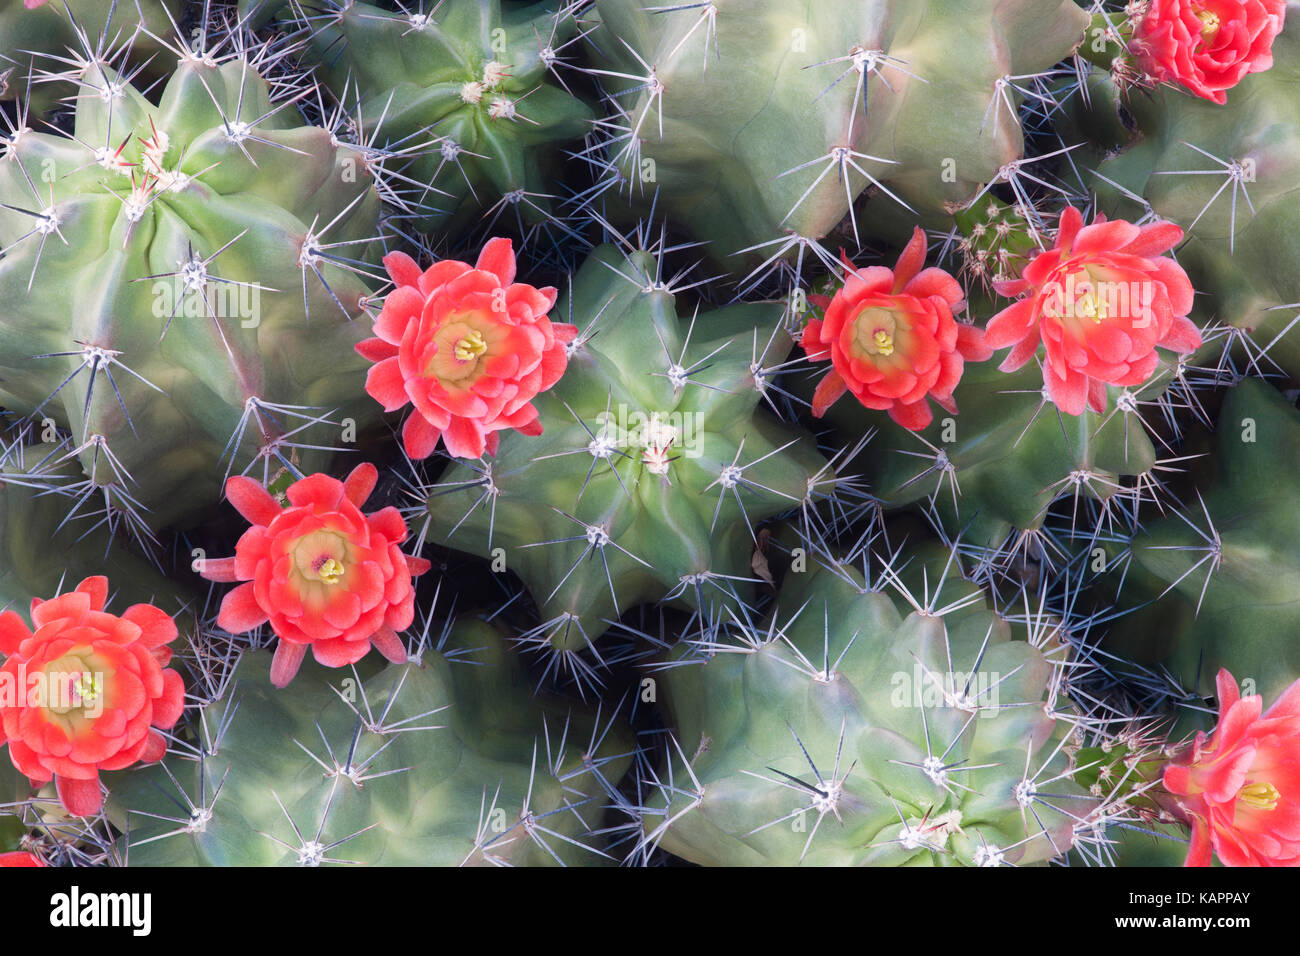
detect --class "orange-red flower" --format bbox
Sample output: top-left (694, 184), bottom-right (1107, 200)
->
top-left (985, 207), bottom-right (1201, 415)
top-left (0, 577), bottom-right (184, 818)
top-left (1133, 0), bottom-right (1287, 104)
top-left (357, 237), bottom-right (578, 460)
top-left (200, 464), bottom-right (432, 688)
top-left (0, 851), bottom-right (43, 866)
top-left (1163, 669), bottom-right (1300, 866)
top-left (801, 227), bottom-right (991, 430)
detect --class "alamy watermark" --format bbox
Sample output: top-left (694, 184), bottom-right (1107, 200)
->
top-left (151, 278), bottom-right (261, 328)
top-left (890, 661), bottom-right (1001, 717)
top-left (0, 665), bottom-right (107, 719)
top-left (1040, 275), bottom-right (1155, 326)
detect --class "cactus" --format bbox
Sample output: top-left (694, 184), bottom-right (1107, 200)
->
top-left (3, 0), bottom-right (1300, 874)
top-left (0, 437), bottom-right (197, 612)
top-left (0, 0), bottom-right (183, 112)
top-left (108, 619), bottom-right (633, 865)
top-left (1111, 378), bottom-right (1300, 705)
top-left (828, 357), bottom-right (1164, 559)
top-left (272, 0), bottom-right (595, 242)
top-left (806, 207), bottom-right (1182, 569)
top-left (581, 0), bottom-right (1090, 265)
top-left (635, 555), bottom-right (1101, 866)
top-left (418, 242), bottom-right (828, 672)
top-left (1080, 14), bottom-right (1300, 379)
top-left (0, 42), bottom-right (385, 533)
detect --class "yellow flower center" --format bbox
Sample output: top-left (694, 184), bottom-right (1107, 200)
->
top-left (316, 557), bottom-right (345, 584)
top-left (454, 330), bottom-right (488, 362)
top-left (1238, 781), bottom-right (1280, 812)
top-left (853, 306), bottom-right (900, 358)
top-left (1075, 288), bottom-right (1109, 324)
top-left (71, 672), bottom-right (101, 707)
top-left (1196, 9), bottom-right (1221, 39)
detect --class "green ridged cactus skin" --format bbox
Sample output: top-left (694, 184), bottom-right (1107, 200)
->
top-left (0, 55), bottom-right (384, 528)
top-left (0, 756), bottom-right (21, 849)
top-left (1084, 19), bottom-right (1300, 376)
top-left (1118, 379), bottom-right (1300, 704)
top-left (424, 244), bottom-right (827, 649)
top-left (0, 1), bottom-right (182, 109)
top-left (1096, 823), bottom-right (1190, 867)
top-left (642, 561), bottom-right (1093, 866)
top-left (587, 0), bottom-right (1089, 260)
top-left (284, 0), bottom-right (594, 234)
top-left (0, 441), bottom-right (196, 616)
top-left (818, 351), bottom-right (1160, 547)
top-left (110, 620), bottom-right (632, 865)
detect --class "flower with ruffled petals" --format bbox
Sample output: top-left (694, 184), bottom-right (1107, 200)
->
top-left (356, 237), bottom-right (579, 460)
top-left (1163, 668), bottom-right (1300, 866)
top-left (984, 207), bottom-right (1201, 415)
top-left (200, 464), bottom-right (432, 688)
top-left (0, 851), bottom-right (44, 866)
top-left (1133, 0), bottom-right (1287, 104)
top-left (801, 227), bottom-right (991, 430)
top-left (0, 577), bottom-right (184, 817)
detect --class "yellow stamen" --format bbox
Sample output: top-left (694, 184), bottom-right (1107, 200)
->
top-left (317, 558), bottom-right (345, 584)
top-left (1196, 9), bottom-right (1221, 39)
top-left (72, 673), bottom-right (101, 706)
top-left (1238, 781), bottom-right (1280, 812)
top-left (1075, 289), bottom-right (1109, 324)
top-left (454, 330), bottom-right (488, 362)
top-left (873, 329), bottom-right (895, 356)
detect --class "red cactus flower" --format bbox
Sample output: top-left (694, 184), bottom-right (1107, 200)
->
top-left (1163, 668), bottom-right (1300, 866)
top-left (984, 207), bottom-right (1201, 415)
top-left (0, 851), bottom-right (44, 866)
top-left (200, 464), bottom-right (432, 688)
top-left (801, 227), bottom-right (991, 430)
top-left (0, 577), bottom-right (184, 818)
top-left (1133, 0), bottom-right (1287, 104)
top-left (357, 237), bottom-right (579, 460)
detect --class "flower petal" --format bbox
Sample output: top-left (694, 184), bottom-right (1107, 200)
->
top-left (384, 251), bottom-right (423, 289)
top-left (270, 641), bottom-right (309, 688)
top-left (217, 583), bottom-right (270, 634)
top-left (226, 476), bottom-right (282, 527)
top-left (56, 774), bottom-right (103, 818)
top-left (811, 369), bottom-right (849, 417)
top-left (985, 299), bottom-right (1038, 350)
top-left (1044, 363), bottom-right (1090, 416)
top-left (343, 463), bottom-right (379, 508)
top-left (370, 624), bottom-right (408, 664)
top-left (402, 412), bottom-right (442, 460)
top-left (475, 237), bottom-right (517, 286)
top-left (121, 604), bottom-right (178, 650)
top-left (888, 399), bottom-right (933, 431)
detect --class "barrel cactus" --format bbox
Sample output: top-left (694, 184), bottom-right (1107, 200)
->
top-left (419, 242), bottom-right (827, 669)
top-left (582, 0), bottom-right (1090, 263)
top-left (267, 0), bottom-right (595, 242)
top-left (0, 43), bottom-right (384, 532)
top-left (109, 619), bottom-right (633, 865)
top-left (637, 558), bottom-right (1104, 865)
